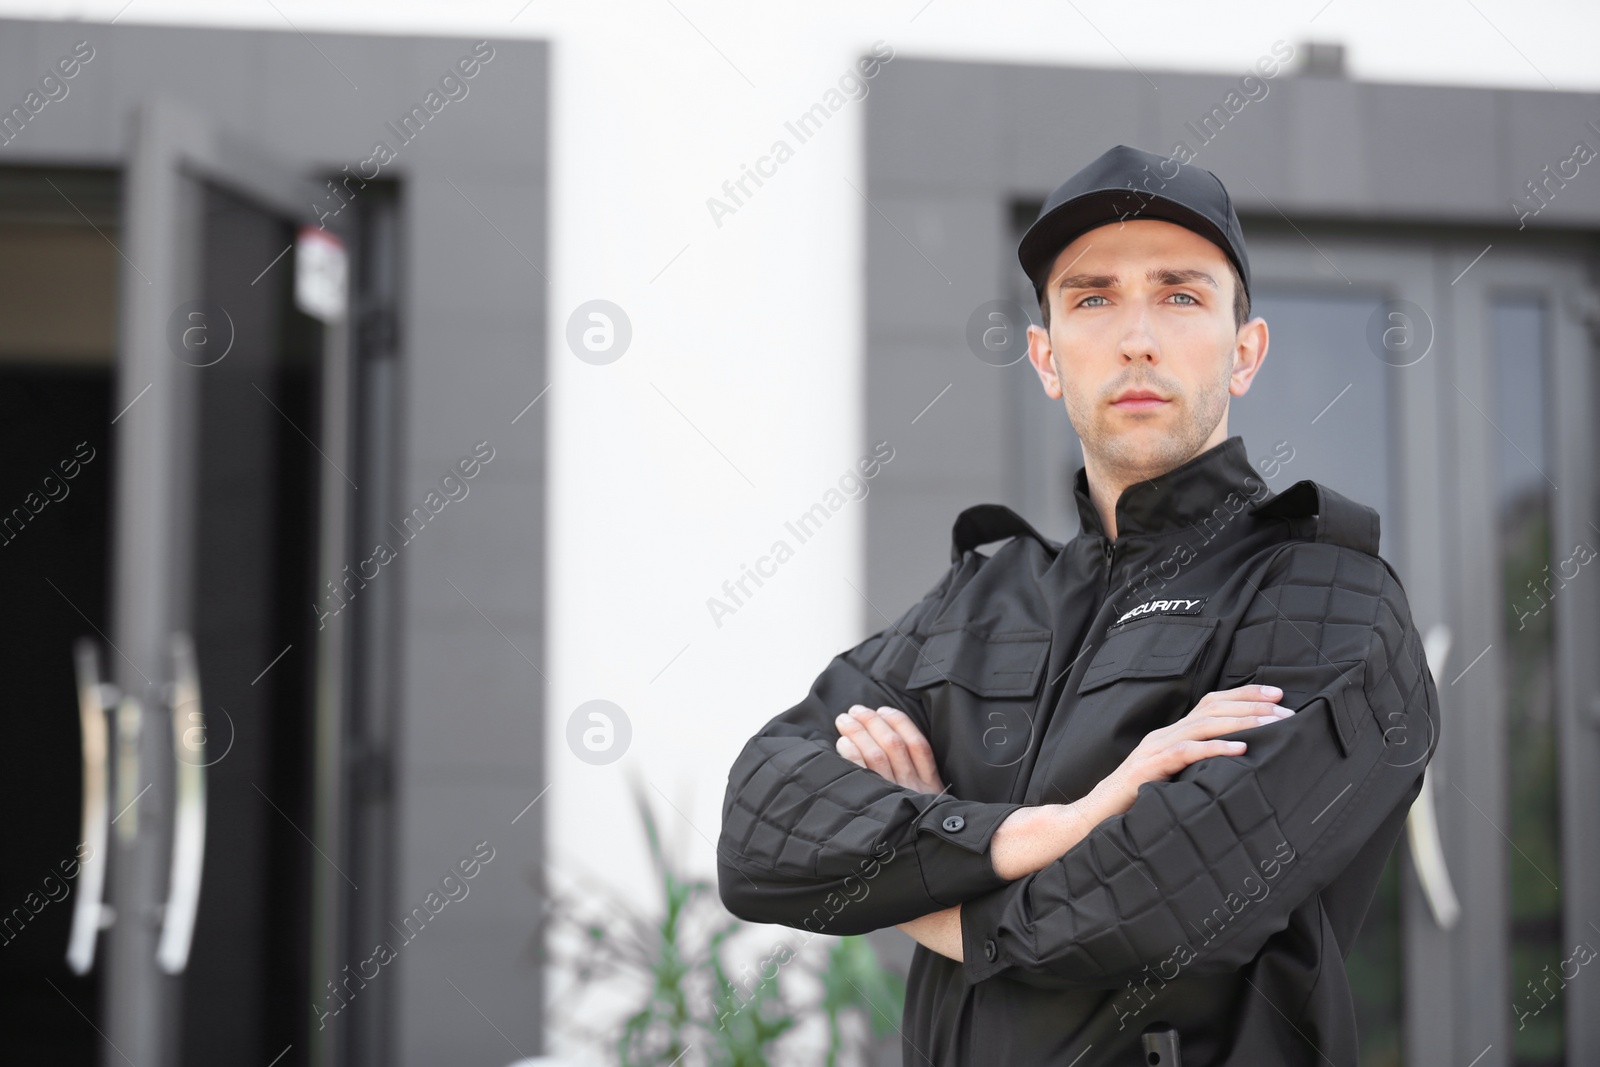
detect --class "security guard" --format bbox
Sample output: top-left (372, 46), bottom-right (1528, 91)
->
top-left (716, 144), bottom-right (1440, 1065)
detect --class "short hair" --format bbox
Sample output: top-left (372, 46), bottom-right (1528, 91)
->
top-left (1036, 254), bottom-right (1251, 333)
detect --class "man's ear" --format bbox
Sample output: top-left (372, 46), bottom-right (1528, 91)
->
top-left (1026, 323), bottom-right (1062, 400)
top-left (1229, 316), bottom-right (1269, 398)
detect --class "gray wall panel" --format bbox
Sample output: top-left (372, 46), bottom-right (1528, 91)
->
top-left (407, 176), bottom-right (549, 319)
top-left (399, 617), bottom-right (541, 773)
top-left (390, 780), bottom-right (542, 1060)
top-left (1364, 84), bottom-right (1501, 215)
top-left (1147, 70), bottom-right (1293, 191)
top-left (864, 58), bottom-right (1006, 194)
top-left (1000, 64), bottom-right (1156, 192)
top-left (863, 192), bottom-right (1006, 336)
top-left (391, 476), bottom-right (542, 635)
top-left (401, 317), bottom-right (546, 473)
top-left (1501, 87), bottom-right (1600, 227)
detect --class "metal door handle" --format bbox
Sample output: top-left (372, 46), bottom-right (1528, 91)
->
top-left (156, 632), bottom-right (206, 973)
top-left (66, 639), bottom-right (116, 975)
top-left (1405, 624), bottom-right (1461, 929)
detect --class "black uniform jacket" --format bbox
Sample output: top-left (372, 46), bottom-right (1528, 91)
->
top-left (716, 435), bottom-right (1440, 1066)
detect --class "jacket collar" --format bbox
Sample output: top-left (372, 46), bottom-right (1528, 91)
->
top-left (1072, 435), bottom-right (1266, 541)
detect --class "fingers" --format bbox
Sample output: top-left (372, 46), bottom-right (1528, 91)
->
top-left (1167, 738), bottom-right (1251, 773)
top-left (834, 710), bottom-right (893, 779)
top-left (873, 706), bottom-right (942, 788)
top-left (1139, 737), bottom-right (1250, 782)
top-left (1198, 682), bottom-right (1283, 705)
top-left (1183, 707), bottom-right (1294, 739)
top-left (1189, 685), bottom-right (1289, 721)
top-left (850, 706), bottom-right (920, 785)
top-left (833, 705), bottom-right (944, 792)
top-left (835, 706), bottom-right (914, 783)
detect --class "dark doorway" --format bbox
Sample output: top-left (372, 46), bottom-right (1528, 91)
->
top-left (0, 165), bottom-right (119, 1064)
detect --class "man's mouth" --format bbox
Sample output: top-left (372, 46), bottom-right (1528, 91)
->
top-left (1111, 390), bottom-right (1169, 410)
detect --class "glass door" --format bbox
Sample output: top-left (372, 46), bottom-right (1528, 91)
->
top-left (1445, 238), bottom-right (1600, 1067)
top-left (84, 97), bottom-right (354, 1066)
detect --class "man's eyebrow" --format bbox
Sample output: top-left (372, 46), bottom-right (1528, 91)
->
top-left (1053, 267), bottom-right (1219, 292)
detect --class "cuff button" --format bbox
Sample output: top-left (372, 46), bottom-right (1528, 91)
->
top-left (942, 814), bottom-right (966, 832)
top-left (983, 938), bottom-right (997, 961)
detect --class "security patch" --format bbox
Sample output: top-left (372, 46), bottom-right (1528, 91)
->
top-left (1113, 596), bottom-right (1208, 627)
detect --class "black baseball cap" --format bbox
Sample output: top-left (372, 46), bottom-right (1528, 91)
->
top-left (1018, 144), bottom-right (1251, 308)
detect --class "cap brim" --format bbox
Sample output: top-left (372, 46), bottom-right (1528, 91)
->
top-left (1020, 191), bottom-right (1241, 299)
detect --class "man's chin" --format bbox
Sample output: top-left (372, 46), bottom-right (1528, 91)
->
top-left (1091, 421), bottom-right (1199, 472)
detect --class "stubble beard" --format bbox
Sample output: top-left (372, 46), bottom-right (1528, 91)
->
top-left (1062, 349), bottom-right (1234, 484)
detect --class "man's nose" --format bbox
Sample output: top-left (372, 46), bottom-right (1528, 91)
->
top-left (1118, 332), bottom-right (1160, 362)
top-left (1117, 303), bottom-right (1160, 362)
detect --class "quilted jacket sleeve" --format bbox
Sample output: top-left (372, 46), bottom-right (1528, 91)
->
top-left (958, 541), bottom-right (1440, 988)
top-left (717, 554), bottom-right (1027, 935)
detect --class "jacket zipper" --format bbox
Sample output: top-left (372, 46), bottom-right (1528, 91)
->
top-left (1103, 538), bottom-right (1116, 596)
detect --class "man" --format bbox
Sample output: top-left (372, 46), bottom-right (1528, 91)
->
top-left (716, 144), bottom-right (1439, 1065)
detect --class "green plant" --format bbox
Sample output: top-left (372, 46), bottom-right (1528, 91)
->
top-left (817, 935), bottom-right (905, 1067)
top-left (536, 775), bottom-right (905, 1066)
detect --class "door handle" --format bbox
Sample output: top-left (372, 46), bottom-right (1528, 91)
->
top-left (156, 632), bottom-right (206, 974)
top-left (1405, 623), bottom-right (1461, 929)
top-left (66, 639), bottom-right (115, 976)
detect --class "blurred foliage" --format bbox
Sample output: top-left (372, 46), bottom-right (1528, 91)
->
top-left (530, 775), bottom-right (904, 1066)
top-left (817, 935), bottom-right (904, 1065)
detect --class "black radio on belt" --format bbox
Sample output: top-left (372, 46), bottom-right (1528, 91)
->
top-left (1141, 1022), bottom-right (1182, 1065)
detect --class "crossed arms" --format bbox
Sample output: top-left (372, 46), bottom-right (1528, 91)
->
top-left (832, 697), bottom-right (1291, 961)
top-left (715, 541), bottom-right (1437, 987)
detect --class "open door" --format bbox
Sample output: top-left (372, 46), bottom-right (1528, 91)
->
top-left (69, 96), bottom-right (355, 1067)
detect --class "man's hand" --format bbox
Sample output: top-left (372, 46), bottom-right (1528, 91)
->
top-left (986, 683), bottom-right (1296, 881)
top-left (831, 705), bottom-right (965, 958)
top-left (1087, 683), bottom-right (1292, 816)
top-left (833, 704), bottom-right (947, 795)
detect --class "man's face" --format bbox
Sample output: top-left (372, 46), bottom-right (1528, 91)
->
top-left (1025, 218), bottom-right (1267, 480)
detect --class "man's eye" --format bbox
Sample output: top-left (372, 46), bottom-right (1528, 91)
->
top-left (1077, 295), bottom-right (1107, 307)
top-left (1170, 292), bottom-right (1199, 305)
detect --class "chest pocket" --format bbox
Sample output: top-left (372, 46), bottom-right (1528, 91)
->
top-left (1077, 615), bottom-right (1218, 695)
top-left (906, 627), bottom-right (1051, 802)
top-left (907, 627), bottom-right (1052, 696)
